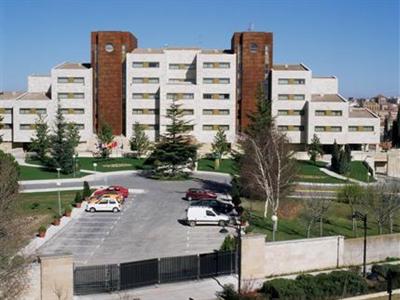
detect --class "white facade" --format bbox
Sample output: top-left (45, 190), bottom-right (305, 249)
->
top-left (271, 64), bottom-right (380, 148)
top-left (126, 48), bottom-right (236, 147)
top-left (0, 63), bottom-right (93, 148)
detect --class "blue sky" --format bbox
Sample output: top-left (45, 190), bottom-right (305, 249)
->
top-left (0, 0), bottom-right (399, 97)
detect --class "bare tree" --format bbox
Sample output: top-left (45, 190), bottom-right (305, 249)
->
top-left (301, 189), bottom-right (332, 238)
top-left (0, 151), bottom-right (28, 299)
top-left (337, 184), bottom-right (364, 235)
top-left (239, 127), bottom-right (296, 221)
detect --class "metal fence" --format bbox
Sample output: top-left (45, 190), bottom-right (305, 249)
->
top-left (74, 250), bottom-right (237, 295)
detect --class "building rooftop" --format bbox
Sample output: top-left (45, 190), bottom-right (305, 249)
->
top-left (0, 91), bottom-right (25, 100)
top-left (272, 64), bottom-right (309, 71)
top-left (349, 108), bottom-right (379, 118)
top-left (54, 62), bottom-right (91, 69)
top-left (17, 92), bottom-right (51, 101)
top-left (131, 48), bottom-right (229, 54)
top-left (311, 94), bottom-right (346, 102)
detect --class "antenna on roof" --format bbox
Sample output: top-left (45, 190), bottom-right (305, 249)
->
top-left (248, 22), bottom-right (255, 31)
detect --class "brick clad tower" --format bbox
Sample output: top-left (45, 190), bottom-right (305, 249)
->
top-left (91, 31), bottom-right (137, 135)
top-left (232, 32), bottom-right (273, 131)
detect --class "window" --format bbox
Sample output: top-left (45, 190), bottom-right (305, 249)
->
top-left (203, 78), bottom-right (230, 84)
top-left (20, 124), bottom-right (35, 130)
top-left (203, 109), bottom-right (230, 115)
top-left (278, 78), bottom-right (305, 85)
top-left (315, 110), bottom-right (343, 116)
top-left (203, 93), bottom-right (230, 100)
top-left (0, 123), bottom-right (12, 129)
top-left (133, 124), bottom-right (157, 130)
top-left (75, 124), bottom-right (85, 130)
top-left (166, 93), bottom-right (194, 100)
top-left (99, 199), bottom-right (108, 205)
top-left (132, 77), bottom-right (159, 84)
top-left (278, 125), bottom-right (304, 132)
top-left (349, 126), bottom-right (374, 132)
top-left (57, 77), bottom-right (84, 84)
top-left (182, 109), bottom-right (194, 115)
top-left (0, 108), bottom-right (12, 114)
top-left (206, 210), bottom-right (216, 217)
top-left (132, 62), bottom-right (159, 68)
top-left (132, 93), bottom-right (158, 100)
top-left (293, 94), bottom-right (305, 100)
top-left (250, 43), bottom-right (258, 53)
top-left (278, 110), bottom-right (304, 116)
top-left (203, 125), bottom-right (229, 131)
top-left (132, 109), bottom-right (158, 115)
top-left (278, 94), bottom-right (305, 100)
top-left (169, 63), bottom-right (194, 70)
top-left (203, 62), bottom-right (230, 68)
top-left (60, 108), bottom-right (85, 115)
top-left (315, 126), bottom-right (342, 132)
top-left (19, 108), bottom-right (47, 115)
top-left (58, 93), bottom-right (84, 100)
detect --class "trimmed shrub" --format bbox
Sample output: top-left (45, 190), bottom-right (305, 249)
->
top-left (315, 271), bottom-right (367, 298)
top-left (82, 181), bottom-right (91, 199)
top-left (74, 191), bottom-right (82, 204)
top-left (220, 235), bottom-right (237, 251)
top-left (295, 274), bottom-right (323, 300)
top-left (262, 278), bottom-right (306, 300)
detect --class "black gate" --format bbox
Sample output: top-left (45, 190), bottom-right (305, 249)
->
top-left (120, 259), bottom-right (158, 290)
top-left (74, 264), bottom-right (119, 295)
top-left (74, 250), bottom-right (237, 295)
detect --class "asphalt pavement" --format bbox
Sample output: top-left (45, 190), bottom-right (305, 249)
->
top-left (38, 172), bottom-right (234, 265)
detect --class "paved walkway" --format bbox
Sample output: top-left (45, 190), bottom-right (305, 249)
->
top-left (75, 275), bottom-right (238, 300)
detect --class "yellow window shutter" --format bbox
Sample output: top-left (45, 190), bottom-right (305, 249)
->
top-left (143, 93), bottom-right (149, 99)
top-left (213, 63), bottom-right (219, 68)
top-left (143, 78), bottom-right (149, 83)
top-left (177, 93), bottom-right (183, 100)
top-left (0, 108), bottom-right (5, 114)
top-left (358, 126), bottom-right (363, 132)
top-left (288, 110), bottom-right (294, 115)
top-left (326, 126), bottom-right (331, 131)
top-left (68, 108), bottom-right (75, 114)
top-left (30, 124), bottom-right (35, 130)
top-left (212, 78), bottom-right (219, 84)
top-left (212, 94), bottom-right (219, 100)
top-left (68, 77), bottom-right (74, 83)
top-left (213, 109), bottom-right (219, 115)
top-left (326, 110), bottom-right (332, 116)
top-left (288, 94), bottom-right (294, 100)
top-left (289, 79), bottom-right (295, 84)
top-left (143, 62), bottom-right (149, 68)
top-left (180, 64), bottom-right (185, 69)
top-left (30, 108), bottom-right (36, 114)
top-left (288, 125), bottom-right (294, 131)
top-left (68, 93), bottom-right (74, 99)
top-left (143, 109), bottom-right (149, 114)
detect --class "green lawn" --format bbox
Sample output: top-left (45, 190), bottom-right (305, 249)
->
top-left (242, 198), bottom-right (400, 241)
top-left (197, 159), bottom-right (237, 174)
top-left (19, 166), bottom-right (89, 180)
top-left (348, 161), bottom-right (375, 182)
top-left (296, 160), bottom-right (345, 184)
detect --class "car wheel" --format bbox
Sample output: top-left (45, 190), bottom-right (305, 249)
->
top-left (90, 207), bottom-right (96, 213)
top-left (189, 221), bottom-right (196, 227)
top-left (218, 220), bottom-right (227, 227)
top-left (112, 207), bottom-right (119, 213)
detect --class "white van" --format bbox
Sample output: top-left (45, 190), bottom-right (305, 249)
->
top-left (186, 206), bottom-right (230, 227)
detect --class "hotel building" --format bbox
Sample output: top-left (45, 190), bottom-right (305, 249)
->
top-left (0, 30), bottom-right (380, 153)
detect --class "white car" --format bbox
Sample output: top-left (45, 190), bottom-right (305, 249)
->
top-left (86, 198), bottom-right (121, 213)
top-left (186, 206), bottom-right (230, 227)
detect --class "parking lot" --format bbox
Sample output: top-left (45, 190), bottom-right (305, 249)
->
top-left (38, 172), bottom-right (234, 266)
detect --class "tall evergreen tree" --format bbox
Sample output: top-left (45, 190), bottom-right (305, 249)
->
top-left (130, 122), bottom-right (151, 158)
top-left (331, 140), bottom-right (340, 173)
top-left (30, 115), bottom-right (51, 163)
top-left (97, 122), bottom-right (114, 158)
top-left (49, 106), bottom-right (74, 174)
top-left (66, 122), bottom-right (80, 151)
top-left (246, 84), bottom-right (272, 136)
top-left (146, 100), bottom-right (197, 178)
top-left (308, 134), bottom-right (323, 164)
top-left (211, 127), bottom-right (230, 170)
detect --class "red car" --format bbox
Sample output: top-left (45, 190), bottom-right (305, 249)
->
top-left (93, 185), bottom-right (129, 199)
top-left (185, 188), bottom-right (217, 201)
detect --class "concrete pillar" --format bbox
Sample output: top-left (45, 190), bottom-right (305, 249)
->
top-left (336, 236), bottom-right (345, 268)
top-left (241, 234), bottom-right (266, 281)
top-left (40, 254), bottom-right (73, 300)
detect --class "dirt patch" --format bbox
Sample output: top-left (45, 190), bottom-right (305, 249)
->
top-left (278, 200), bottom-right (303, 220)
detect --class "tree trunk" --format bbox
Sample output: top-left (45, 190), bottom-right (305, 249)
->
top-left (378, 222), bottom-right (383, 235)
top-left (264, 199), bottom-right (269, 218)
top-left (307, 221), bottom-right (313, 238)
top-left (320, 216), bottom-right (323, 236)
top-left (389, 213), bottom-right (393, 234)
top-left (214, 158), bottom-right (220, 170)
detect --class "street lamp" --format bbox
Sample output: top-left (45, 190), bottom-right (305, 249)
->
top-left (271, 214), bottom-right (278, 241)
top-left (56, 181), bottom-right (62, 217)
top-left (352, 211), bottom-right (367, 277)
top-left (93, 162), bottom-right (97, 172)
top-left (219, 220), bottom-right (242, 294)
top-left (56, 167), bottom-right (61, 179)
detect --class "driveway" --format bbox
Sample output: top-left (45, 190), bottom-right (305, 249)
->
top-left (38, 172), bottom-right (234, 266)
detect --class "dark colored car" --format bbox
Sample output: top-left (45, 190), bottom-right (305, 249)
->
top-left (185, 188), bottom-right (217, 201)
top-left (190, 199), bottom-right (236, 215)
top-left (93, 185), bottom-right (129, 199)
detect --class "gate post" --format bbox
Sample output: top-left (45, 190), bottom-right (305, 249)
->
top-left (39, 253), bottom-right (73, 300)
top-left (197, 254), bottom-right (200, 280)
top-left (157, 258), bottom-right (161, 284)
top-left (241, 234), bottom-right (266, 281)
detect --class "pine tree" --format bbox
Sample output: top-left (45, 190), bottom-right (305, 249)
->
top-left (30, 115), bottom-right (51, 163)
top-left (211, 127), bottom-right (230, 170)
top-left (66, 123), bottom-right (80, 151)
top-left (308, 134), bottom-right (323, 164)
top-left (82, 181), bottom-right (91, 199)
top-left (130, 122), bottom-right (151, 158)
top-left (146, 100), bottom-right (197, 178)
top-left (97, 122), bottom-right (114, 158)
top-left (49, 106), bottom-right (74, 174)
top-left (331, 140), bottom-right (340, 173)
top-left (246, 84), bottom-right (272, 136)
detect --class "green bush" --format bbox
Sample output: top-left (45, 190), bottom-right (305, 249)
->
top-left (295, 274), bottom-right (323, 300)
top-left (262, 278), bottom-right (306, 300)
top-left (315, 271), bottom-right (367, 299)
top-left (220, 235), bottom-right (237, 251)
top-left (218, 284), bottom-right (265, 300)
top-left (74, 191), bottom-right (82, 204)
top-left (371, 264), bottom-right (400, 290)
top-left (82, 181), bottom-right (91, 199)
top-left (38, 225), bottom-right (46, 233)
